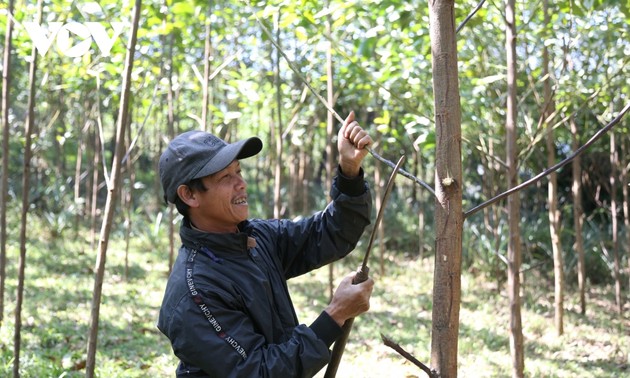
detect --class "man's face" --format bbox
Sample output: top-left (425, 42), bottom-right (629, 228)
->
top-left (192, 160), bottom-right (249, 232)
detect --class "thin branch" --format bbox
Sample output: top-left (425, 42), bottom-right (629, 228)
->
top-left (367, 147), bottom-right (435, 195)
top-left (464, 101), bottom-right (630, 219)
top-left (255, 13), bottom-right (436, 197)
top-left (381, 334), bottom-right (438, 378)
top-left (121, 81), bottom-right (159, 166)
top-left (456, 0), bottom-right (487, 34)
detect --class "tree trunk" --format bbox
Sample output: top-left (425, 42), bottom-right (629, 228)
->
top-left (427, 1), bottom-right (463, 377)
top-left (610, 130), bottom-right (622, 314)
top-left (90, 90), bottom-right (105, 250)
top-left (0, 0), bottom-right (15, 328)
top-left (543, 0), bottom-right (564, 335)
top-left (162, 4), bottom-right (177, 273)
top-left (74, 113), bottom-right (89, 236)
top-left (123, 119), bottom-right (135, 281)
top-left (273, 14), bottom-right (283, 219)
top-left (300, 145), bottom-right (309, 214)
top-left (505, 0), bottom-right (524, 376)
top-left (373, 137), bottom-right (383, 275)
top-left (201, 2), bottom-right (213, 130)
top-left (13, 4), bottom-right (39, 374)
top-left (571, 117), bottom-right (586, 315)
top-left (325, 4), bottom-right (336, 301)
top-left (622, 137), bottom-right (629, 300)
top-left (85, 1), bottom-right (142, 375)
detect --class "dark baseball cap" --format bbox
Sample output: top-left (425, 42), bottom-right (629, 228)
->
top-left (159, 130), bottom-right (263, 203)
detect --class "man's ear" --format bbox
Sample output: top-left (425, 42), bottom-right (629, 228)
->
top-left (176, 184), bottom-right (199, 208)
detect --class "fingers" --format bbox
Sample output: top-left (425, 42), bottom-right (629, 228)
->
top-left (341, 113), bottom-right (373, 149)
top-left (325, 271), bottom-right (374, 325)
top-left (338, 111), bottom-right (373, 177)
top-left (343, 110), bottom-right (355, 126)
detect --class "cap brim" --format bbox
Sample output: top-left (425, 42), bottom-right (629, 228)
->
top-left (193, 137), bottom-right (262, 179)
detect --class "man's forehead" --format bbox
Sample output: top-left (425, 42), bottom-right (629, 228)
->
top-left (208, 160), bottom-right (241, 176)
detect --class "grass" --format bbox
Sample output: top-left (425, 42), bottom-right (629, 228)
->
top-left (0, 224), bottom-right (628, 377)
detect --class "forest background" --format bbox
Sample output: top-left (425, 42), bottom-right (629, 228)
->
top-left (0, 0), bottom-right (628, 377)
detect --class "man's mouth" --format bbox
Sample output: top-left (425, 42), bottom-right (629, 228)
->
top-left (233, 197), bottom-right (248, 205)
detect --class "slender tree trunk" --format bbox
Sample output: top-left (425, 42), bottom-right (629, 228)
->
top-left (74, 114), bottom-right (89, 236)
top-left (373, 135), bottom-right (383, 275)
top-left (571, 117), bottom-right (586, 315)
top-left (123, 119), bottom-right (135, 281)
top-left (201, 2), bottom-right (213, 130)
top-left (86, 1), bottom-right (142, 375)
top-left (610, 130), bottom-right (622, 314)
top-left (300, 145), bottom-right (309, 214)
top-left (13, 5), bottom-right (39, 374)
top-left (325, 4), bottom-right (335, 301)
top-left (488, 139), bottom-right (503, 291)
top-left (0, 0), bottom-right (15, 327)
top-left (162, 3), bottom-right (176, 274)
top-left (427, 1), bottom-right (463, 377)
top-left (289, 144), bottom-right (298, 217)
top-left (506, 0), bottom-right (524, 375)
top-left (543, 0), bottom-right (564, 335)
top-left (622, 138), bottom-right (629, 299)
top-left (273, 14), bottom-right (283, 219)
top-left (90, 112), bottom-right (102, 250)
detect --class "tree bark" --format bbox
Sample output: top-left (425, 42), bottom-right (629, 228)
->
top-left (273, 14), bottom-right (284, 219)
top-left (543, 0), bottom-right (564, 335)
top-left (505, 0), bottom-right (524, 375)
top-left (162, 3), bottom-right (176, 274)
top-left (86, 1), bottom-right (142, 376)
top-left (123, 118), bottom-right (135, 281)
top-left (622, 137), bottom-right (629, 300)
top-left (74, 111), bottom-right (89, 236)
top-left (571, 117), bottom-right (586, 315)
top-left (427, 1), bottom-right (463, 377)
top-left (325, 4), bottom-right (336, 301)
top-left (610, 130), bottom-right (622, 314)
top-left (90, 94), bottom-right (104, 250)
top-left (373, 135), bottom-right (383, 275)
top-left (14, 3), bottom-right (40, 374)
top-left (201, 2), bottom-right (213, 130)
top-left (0, 0), bottom-right (15, 328)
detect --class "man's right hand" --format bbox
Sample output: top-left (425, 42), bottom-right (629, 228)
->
top-left (324, 271), bottom-right (375, 327)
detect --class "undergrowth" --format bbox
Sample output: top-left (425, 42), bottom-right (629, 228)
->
top-left (0, 223), bottom-right (627, 377)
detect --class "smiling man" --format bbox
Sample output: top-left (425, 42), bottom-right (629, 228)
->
top-left (157, 112), bottom-right (375, 377)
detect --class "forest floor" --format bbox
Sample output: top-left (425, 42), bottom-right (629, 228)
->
top-left (0, 229), bottom-right (627, 377)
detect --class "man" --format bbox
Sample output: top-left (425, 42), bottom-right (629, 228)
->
top-left (157, 111), bottom-right (375, 377)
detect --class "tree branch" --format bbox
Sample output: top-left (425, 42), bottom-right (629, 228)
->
top-left (456, 0), bottom-right (487, 34)
top-left (381, 333), bottom-right (438, 378)
top-left (464, 101), bottom-right (630, 219)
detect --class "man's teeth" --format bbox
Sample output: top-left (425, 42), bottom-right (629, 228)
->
top-left (234, 198), bottom-right (247, 205)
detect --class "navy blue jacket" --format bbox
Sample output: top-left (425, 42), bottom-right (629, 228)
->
top-left (157, 171), bottom-right (372, 377)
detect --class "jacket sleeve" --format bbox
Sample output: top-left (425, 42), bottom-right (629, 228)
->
top-left (165, 284), bottom-right (342, 378)
top-left (272, 168), bottom-right (372, 278)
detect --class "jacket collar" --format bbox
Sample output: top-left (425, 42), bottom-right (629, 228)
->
top-left (179, 219), bottom-right (255, 257)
